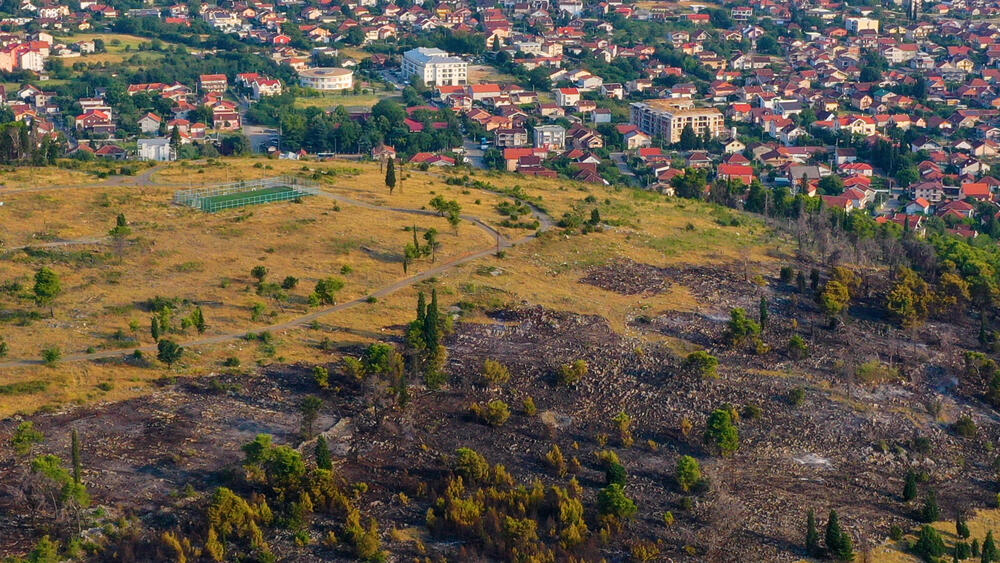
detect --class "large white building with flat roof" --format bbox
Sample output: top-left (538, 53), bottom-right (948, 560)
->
top-left (401, 47), bottom-right (468, 86)
top-left (299, 67), bottom-right (353, 91)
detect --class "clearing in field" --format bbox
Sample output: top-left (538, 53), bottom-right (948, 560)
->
top-left (172, 176), bottom-right (321, 212)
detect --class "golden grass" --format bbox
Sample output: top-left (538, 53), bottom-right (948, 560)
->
top-left (294, 93), bottom-right (401, 110)
top-left (0, 180), bottom-right (491, 360)
top-left (0, 157), bottom-right (784, 416)
top-left (871, 508), bottom-right (1000, 562)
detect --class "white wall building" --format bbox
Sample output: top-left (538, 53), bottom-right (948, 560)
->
top-left (401, 47), bottom-right (468, 86)
top-left (298, 67), bottom-right (353, 91)
top-left (138, 138), bottom-right (174, 161)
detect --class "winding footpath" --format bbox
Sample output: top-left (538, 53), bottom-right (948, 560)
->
top-left (0, 178), bottom-right (554, 368)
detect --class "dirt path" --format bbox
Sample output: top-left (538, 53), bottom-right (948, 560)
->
top-left (0, 181), bottom-right (552, 368)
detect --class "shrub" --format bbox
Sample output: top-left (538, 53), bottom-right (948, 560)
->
top-left (471, 400), bottom-right (510, 427)
top-left (704, 408), bottom-right (739, 456)
top-left (675, 455), bottom-right (701, 492)
top-left (787, 387), bottom-right (806, 407)
top-left (855, 360), bottom-right (901, 384)
top-left (779, 266), bottom-right (794, 283)
top-left (41, 346), bottom-right (61, 367)
top-left (953, 414), bottom-right (977, 437)
top-left (453, 448), bottom-right (489, 482)
top-left (682, 351), bottom-right (718, 378)
top-left (545, 444), bottom-right (567, 476)
top-left (788, 335), bottom-right (809, 360)
top-left (606, 462), bottom-right (627, 486)
top-left (313, 366), bottom-right (330, 389)
top-left (558, 359), bottom-right (588, 385)
top-left (522, 396), bottom-right (537, 416)
top-left (480, 359), bottom-right (511, 385)
top-left (597, 483), bottom-right (637, 519)
top-left (725, 308), bottom-right (760, 346)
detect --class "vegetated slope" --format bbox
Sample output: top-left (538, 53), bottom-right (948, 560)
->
top-left (0, 251), bottom-right (996, 561)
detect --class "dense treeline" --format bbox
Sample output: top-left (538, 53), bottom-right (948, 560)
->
top-left (247, 96), bottom-right (462, 155)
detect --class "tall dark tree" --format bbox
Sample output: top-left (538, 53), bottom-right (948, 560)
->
top-left (958, 511), bottom-right (971, 539)
top-left (385, 157), bottom-right (397, 195)
top-left (678, 123), bottom-right (697, 150)
top-left (71, 429), bottom-right (81, 485)
top-left (806, 509), bottom-right (820, 556)
top-left (314, 434), bottom-right (332, 470)
top-left (983, 530), bottom-right (997, 563)
top-left (300, 395), bottom-right (323, 439)
top-left (825, 510), bottom-right (853, 561)
top-left (903, 469), bottom-right (918, 501)
top-left (424, 288), bottom-right (440, 350)
top-left (758, 296), bottom-right (769, 333)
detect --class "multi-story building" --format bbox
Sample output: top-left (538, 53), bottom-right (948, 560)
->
top-left (401, 47), bottom-right (468, 86)
top-left (629, 99), bottom-right (724, 144)
top-left (199, 74), bottom-right (228, 94)
top-left (845, 16), bottom-right (879, 33)
top-left (533, 124), bottom-right (566, 150)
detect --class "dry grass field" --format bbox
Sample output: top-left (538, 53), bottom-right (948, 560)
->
top-left (0, 157), bottom-right (779, 418)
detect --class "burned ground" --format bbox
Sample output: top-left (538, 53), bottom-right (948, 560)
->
top-left (579, 258), bottom-right (672, 295)
top-left (0, 262), bottom-right (998, 561)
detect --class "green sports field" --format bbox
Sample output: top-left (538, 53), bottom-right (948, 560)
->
top-left (197, 185), bottom-right (304, 212)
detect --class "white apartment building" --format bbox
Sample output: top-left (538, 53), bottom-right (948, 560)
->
top-left (401, 47), bottom-right (468, 86)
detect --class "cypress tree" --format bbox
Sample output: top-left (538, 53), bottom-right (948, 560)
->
top-left (71, 429), bottom-right (81, 484)
top-left (416, 292), bottom-right (426, 324)
top-left (759, 296), bottom-right (768, 332)
top-left (315, 435), bottom-right (332, 470)
top-left (806, 509), bottom-right (820, 556)
top-left (412, 225), bottom-right (420, 251)
top-left (385, 157), bottom-right (397, 194)
top-left (424, 289), bottom-right (439, 350)
top-left (974, 538), bottom-right (982, 557)
top-left (903, 469), bottom-right (918, 501)
top-left (150, 316), bottom-right (160, 340)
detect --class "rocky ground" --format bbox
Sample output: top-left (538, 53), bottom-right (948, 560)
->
top-left (0, 260), bottom-right (997, 561)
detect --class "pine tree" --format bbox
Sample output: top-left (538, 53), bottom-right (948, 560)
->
top-left (315, 435), bottom-right (332, 470)
top-left (825, 510), bottom-right (853, 561)
top-left (920, 490), bottom-right (940, 523)
top-left (984, 531), bottom-right (997, 563)
top-left (806, 509), bottom-right (820, 556)
top-left (958, 512), bottom-right (971, 539)
top-left (71, 429), bottom-right (81, 484)
top-left (903, 469), bottom-right (918, 501)
top-left (385, 157), bottom-right (397, 194)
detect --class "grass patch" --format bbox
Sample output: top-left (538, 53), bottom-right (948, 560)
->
top-left (0, 380), bottom-right (49, 395)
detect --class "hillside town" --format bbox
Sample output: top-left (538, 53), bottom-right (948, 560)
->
top-left (0, 0), bottom-right (996, 237)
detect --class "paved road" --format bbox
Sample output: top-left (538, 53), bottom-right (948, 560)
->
top-left (0, 183), bottom-right (552, 368)
top-left (610, 152), bottom-right (635, 178)
top-left (462, 138), bottom-right (486, 169)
